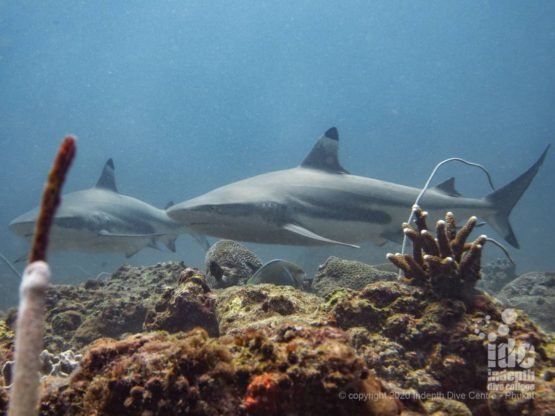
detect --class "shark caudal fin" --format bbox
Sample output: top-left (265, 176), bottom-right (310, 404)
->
top-left (484, 145), bottom-right (550, 248)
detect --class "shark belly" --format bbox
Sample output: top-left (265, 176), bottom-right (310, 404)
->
top-left (43, 226), bottom-right (150, 254)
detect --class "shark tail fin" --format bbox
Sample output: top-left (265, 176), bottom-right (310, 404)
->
top-left (484, 145), bottom-right (550, 248)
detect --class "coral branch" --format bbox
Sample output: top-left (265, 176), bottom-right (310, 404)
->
top-left (435, 220), bottom-right (453, 259)
top-left (450, 216), bottom-right (477, 262)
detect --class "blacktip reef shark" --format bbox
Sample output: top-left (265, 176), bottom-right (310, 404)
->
top-left (10, 159), bottom-right (183, 259)
top-left (167, 128), bottom-right (549, 249)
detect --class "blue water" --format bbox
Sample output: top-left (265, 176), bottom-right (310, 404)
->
top-left (1, 1), bottom-right (554, 307)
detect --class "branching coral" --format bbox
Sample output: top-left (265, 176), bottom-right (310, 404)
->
top-left (387, 205), bottom-right (486, 303)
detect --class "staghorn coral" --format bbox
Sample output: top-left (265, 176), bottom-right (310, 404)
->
top-left (387, 206), bottom-right (486, 304)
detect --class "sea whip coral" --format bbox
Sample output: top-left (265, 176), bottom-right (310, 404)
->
top-left (8, 137), bottom-right (75, 416)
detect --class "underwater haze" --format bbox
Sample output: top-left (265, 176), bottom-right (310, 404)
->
top-left (1, 1), bottom-right (554, 308)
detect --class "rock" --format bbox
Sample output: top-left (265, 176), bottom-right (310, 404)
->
top-left (312, 256), bottom-right (397, 297)
top-left (216, 283), bottom-right (325, 336)
top-left (479, 258), bottom-right (517, 294)
top-left (423, 398), bottom-right (472, 415)
top-left (143, 268), bottom-right (219, 336)
top-left (41, 261), bottom-right (188, 351)
top-left (497, 271), bottom-right (555, 332)
top-left (204, 240), bottom-right (263, 288)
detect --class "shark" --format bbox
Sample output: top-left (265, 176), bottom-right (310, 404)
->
top-left (10, 159), bottom-right (182, 258)
top-left (167, 128), bottom-right (549, 250)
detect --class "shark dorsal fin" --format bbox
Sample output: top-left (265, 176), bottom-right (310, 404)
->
top-left (300, 127), bottom-right (349, 174)
top-left (95, 158), bottom-right (118, 192)
top-left (434, 177), bottom-right (461, 197)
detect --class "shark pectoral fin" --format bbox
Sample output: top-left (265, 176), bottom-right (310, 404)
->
top-left (147, 240), bottom-right (161, 250)
top-left (125, 248), bottom-right (142, 258)
top-left (159, 235), bottom-right (177, 252)
top-left (191, 233), bottom-right (211, 252)
top-left (282, 223), bottom-right (360, 248)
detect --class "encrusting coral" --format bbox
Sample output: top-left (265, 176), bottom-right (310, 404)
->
top-left (387, 206), bottom-right (486, 304)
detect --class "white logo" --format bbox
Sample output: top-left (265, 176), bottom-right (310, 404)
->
top-left (474, 308), bottom-right (535, 397)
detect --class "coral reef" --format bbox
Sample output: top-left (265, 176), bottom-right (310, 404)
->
top-left (216, 283), bottom-right (325, 336)
top-left (204, 240), bottom-right (263, 288)
top-left (312, 256), bottom-right (397, 297)
top-left (38, 327), bottom-right (404, 416)
top-left (1, 226), bottom-right (553, 414)
top-left (144, 267), bottom-right (219, 336)
top-left (497, 271), bottom-right (555, 332)
top-left (387, 207), bottom-right (486, 304)
top-left (479, 257), bottom-right (517, 294)
top-left (3, 262), bottom-right (188, 352)
top-left (322, 279), bottom-right (555, 414)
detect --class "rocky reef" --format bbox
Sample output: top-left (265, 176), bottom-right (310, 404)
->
top-left (497, 271), bottom-right (555, 333)
top-left (38, 326), bottom-right (406, 416)
top-left (1, 229), bottom-right (554, 414)
top-left (3, 262), bottom-right (188, 352)
top-left (479, 258), bottom-right (517, 294)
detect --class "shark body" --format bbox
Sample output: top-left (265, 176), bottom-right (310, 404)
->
top-left (10, 159), bottom-right (181, 258)
top-left (168, 128), bottom-right (548, 249)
